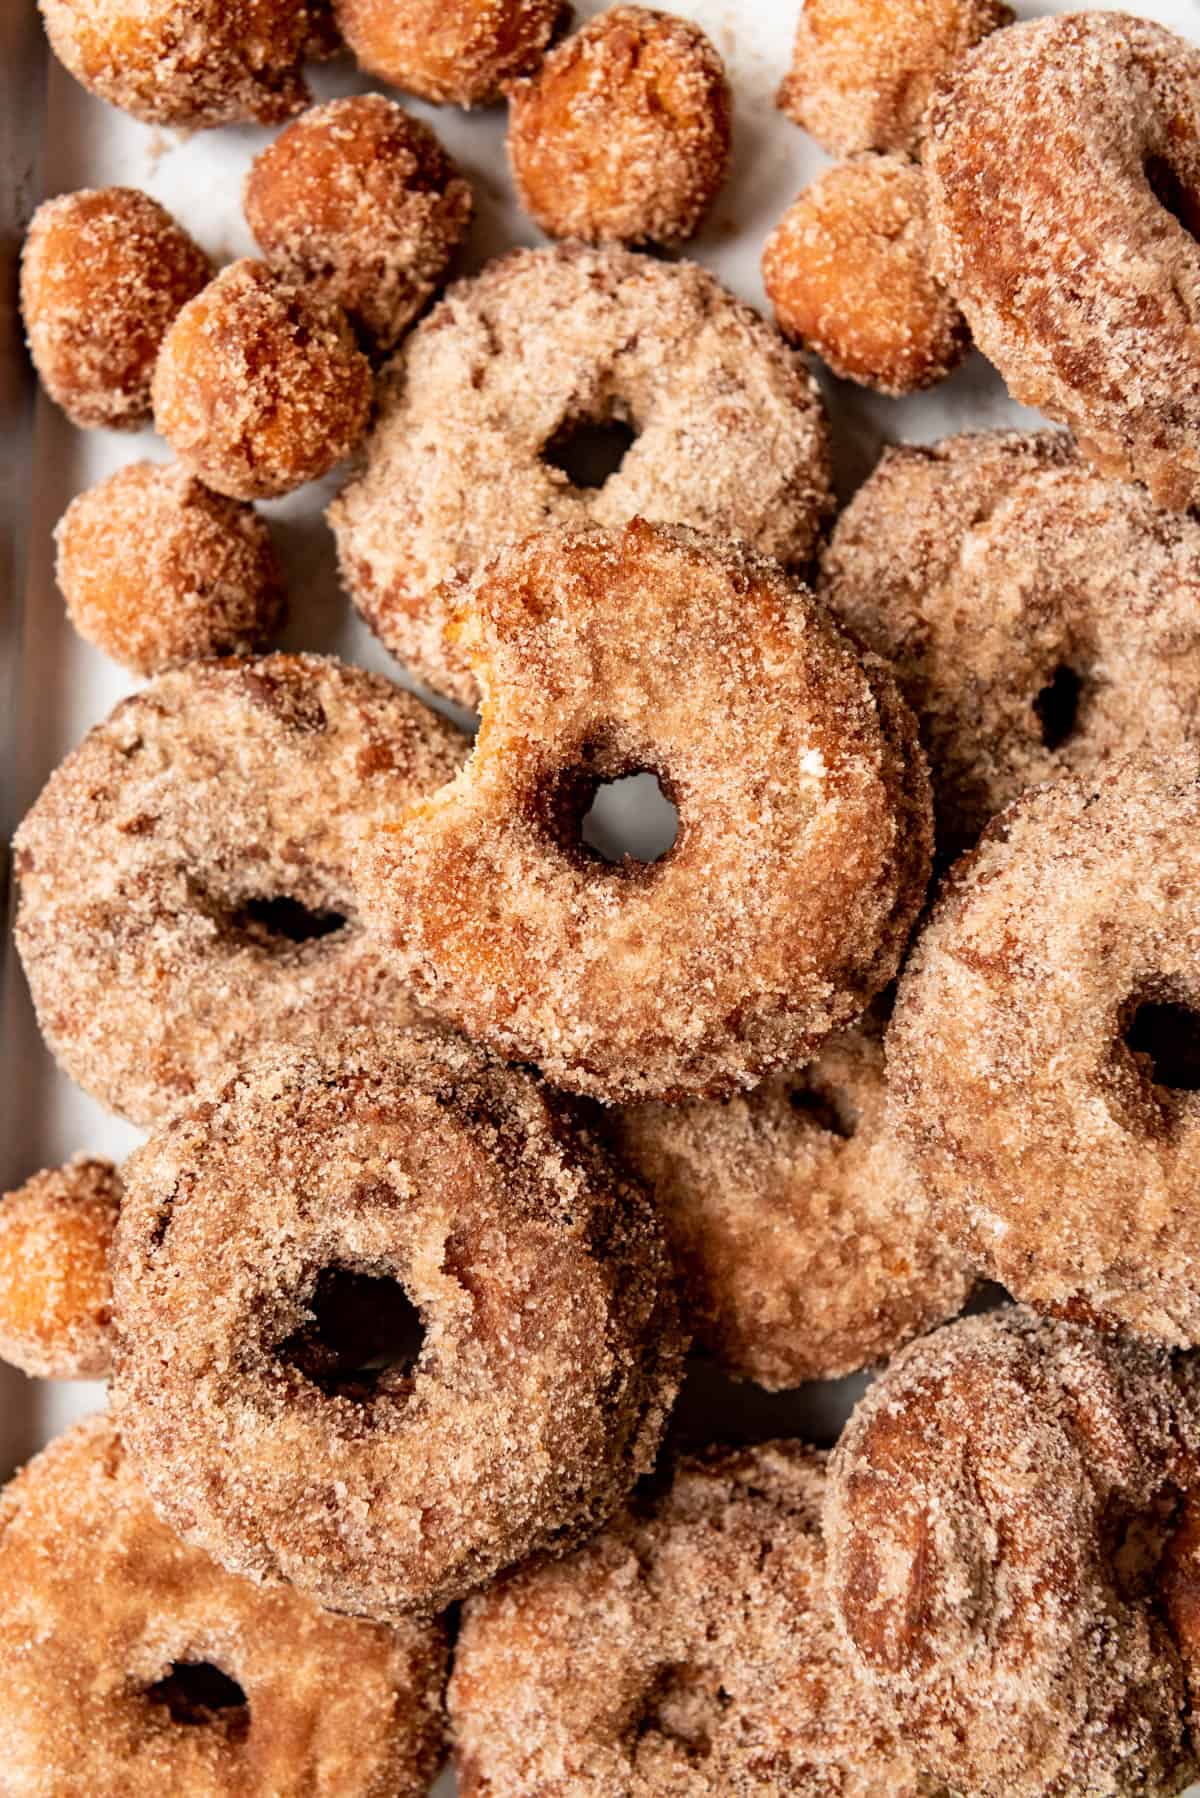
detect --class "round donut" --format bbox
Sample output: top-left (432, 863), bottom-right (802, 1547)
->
top-left (888, 754), bottom-right (1200, 1344)
top-left (111, 1029), bottom-right (686, 1621)
top-left (327, 244), bottom-right (833, 705)
top-left (612, 1017), bottom-right (973, 1389)
top-left (450, 1440), bottom-right (935, 1796)
top-left (0, 1157), bottom-right (120, 1381)
top-left (506, 6), bottom-right (732, 248)
top-left (0, 1415), bottom-right (446, 1796)
top-left (819, 429), bottom-right (1200, 854)
top-left (355, 520), bottom-right (932, 1104)
top-left (824, 1308), bottom-right (1200, 1797)
top-left (13, 653), bottom-right (464, 1127)
top-left (925, 12), bottom-right (1200, 511)
top-left (332, 0), bottom-right (565, 106)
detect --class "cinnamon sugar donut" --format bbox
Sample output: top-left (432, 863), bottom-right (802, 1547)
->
top-left (506, 6), bottom-right (732, 247)
top-left (13, 654), bottom-right (464, 1126)
top-left (329, 245), bottom-right (833, 705)
top-left (0, 1416), bottom-right (446, 1796)
top-left (825, 1308), bottom-right (1200, 1797)
top-left (819, 430), bottom-right (1200, 854)
top-left (332, 0), bottom-right (565, 106)
top-left (925, 12), bottom-right (1200, 510)
top-left (888, 754), bottom-right (1200, 1344)
top-left (450, 1441), bottom-right (936, 1796)
top-left (612, 1019), bottom-right (973, 1389)
top-left (356, 520), bottom-right (932, 1103)
top-left (112, 1030), bottom-right (685, 1621)
top-left (0, 1158), bottom-right (120, 1381)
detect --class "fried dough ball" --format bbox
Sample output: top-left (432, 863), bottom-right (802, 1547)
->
top-left (763, 154), bottom-right (968, 395)
top-left (245, 96), bottom-right (473, 354)
top-left (21, 188), bottom-right (211, 431)
top-left (0, 1158), bottom-right (120, 1381)
top-left (777, 0), bottom-right (1013, 155)
top-left (56, 463), bottom-right (284, 674)
top-left (152, 259), bottom-right (372, 501)
top-left (332, 0), bottom-right (566, 107)
top-left (507, 6), bottom-right (732, 247)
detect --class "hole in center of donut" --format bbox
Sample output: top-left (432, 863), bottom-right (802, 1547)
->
top-left (1125, 1000), bottom-right (1200, 1093)
top-left (280, 1267), bottom-right (425, 1400)
top-left (580, 772), bottom-right (679, 865)
top-left (231, 894), bottom-right (348, 949)
top-left (1146, 156), bottom-right (1200, 241)
top-left (633, 1663), bottom-right (723, 1760)
top-left (543, 416), bottom-right (637, 489)
top-left (786, 1083), bottom-right (856, 1139)
top-left (145, 1662), bottom-right (249, 1736)
top-left (1033, 664), bottom-right (1084, 752)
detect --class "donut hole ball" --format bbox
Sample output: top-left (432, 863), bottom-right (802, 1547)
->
top-left (507, 5), bottom-right (732, 248)
top-left (763, 154), bottom-right (969, 395)
top-left (55, 462), bottom-right (284, 675)
top-left (244, 95), bottom-right (473, 355)
top-left (777, 0), bottom-right (1013, 155)
top-left (37, 0), bottom-right (314, 128)
top-left (0, 1158), bottom-right (121, 1381)
top-left (331, 0), bottom-right (567, 106)
top-left (20, 188), bottom-right (211, 431)
top-left (152, 258), bottom-right (372, 501)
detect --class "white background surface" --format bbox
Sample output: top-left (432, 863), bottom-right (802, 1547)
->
top-left (3, 2), bottom-right (1200, 1792)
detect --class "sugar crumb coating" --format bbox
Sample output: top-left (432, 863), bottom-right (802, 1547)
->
top-left (152, 258), bottom-right (372, 502)
top-left (0, 1415), bottom-right (447, 1796)
top-left (332, 0), bottom-right (566, 106)
top-left (56, 462), bottom-right (284, 675)
top-left (762, 154), bottom-right (968, 396)
top-left (820, 429), bottom-right (1200, 857)
top-left (612, 1016), bottom-right (973, 1389)
top-left (926, 11), bottom-right (1200, 511)
top-left (244, 95), bottom-right (473, 355)
top-left (21, 187), bottom-right (211, 432)
top-left (825, 1308), bottom-right (1200, 1797)
top-left (451, 1440), bottom-right (941, 1796)
top-left (888, 754), bottom-right (1200, 1345)
top-left (777, 0), bottom-right (1011, 156)
top-left (0, 1158), bottom-right (120, 1382)
top-left (37, 0), bottom-right (316, 128)
top-left (356, 519), bottom-right (932, 1104)
top-left (112, 1029), bottom-right (686, 1621)
top-left (13, 653), bottom-right (465, 1127)
top-left (506, 6), bottom-right (732, 248)
top-left (329, 244), bottom-right (834, 705)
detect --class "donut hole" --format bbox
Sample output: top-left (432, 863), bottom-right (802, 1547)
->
top-left (632, 1662), bottom-right (726, 1761)
top-left (1123, 997), bottom-right (1200, 1095)
top-left (1033, 663), bottom-right (1084, 751)
top-left (536, 743), bottom-right (680, 870)
top-left (144, 1661), bottom-right (250, 1739)
top-left (542, 413), bottom-right (637, 490)
top-left (278, 1265), bottom-right (425, 1402)
top-left (1145, 156), bottom-right (1200, 242)
top-left (1103, 1484), bottom-right (1185, 1603)
top-left (227, 892), bottom-right (350, 951)
top-left (580, 772), bottom-right (680, 866)
top-left (786, 1082), bottom-right (856, 1139)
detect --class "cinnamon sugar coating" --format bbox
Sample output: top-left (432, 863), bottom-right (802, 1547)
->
top-left (329, 245), bottom-right (833, 705)
top-left (355, 521), bottom-right (932, 1103)
top-left (152, 259), bottom-right (372, 502)
top-left (112, 1030), bottom-right (685, 1621)
top-left (888, 755), bottom-right (1200, 1344)
top-left (0, 1416), bottom-right (447, 1796)
top-left (925, 12), bottom-right (1200, 510)
top-left (38, 0), bottom-right (315, 128)
top-left (56, 462), bottom-right (284, 674)
top-left (21, 188), bottom-right (210, 431)
top-left (13, 654), bottom-right (464, 1126)
top-left (450, 1441), bottom-right (937, 1796)
top-left (507, 6), bottom-right (731, 248)
top-left (244, 96), bottom-right (473, 355)
top-left (612, 1019), bottom-right (972, 1389)
top-left (777, 0), bottom-right (1011, 155)
top-left (762, 155), bottom-right (968, 395)
top-left (0, 1158), bottom-right (120, 1381)
top-left (332, 0), bottom-right (565, 106)
top-left (820, 429), bottom-right (1200, 855)
top-left (825, 1309), bottom-right (1200, 1797)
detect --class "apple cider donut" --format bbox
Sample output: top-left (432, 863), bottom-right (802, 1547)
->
top-left (111, 1030), bottom-right (685, 1621)
top-left (13, 654), bottom-right (464, 1127)
top-left (0, 1416), bottom-right (447, 1796)
top-left (328, 244), bottom-right (833, 704)
top-left (824, 1309), bottom-right (1200, 1798)
top-left (356, 521), bottom-right (932, 1103)
top-left (925, 12), bottom-right (1200, 510)
top-left (0, 1157), bottom-right (120, 1381)
top-left (819, 430), bottom-right (1200, 854)
top-left (612, 1019), bottom-right (973, 1389)
top-left (450, 1441), bottom-right (936, 1796)
top-left (332, 0), bottom-right (565, 106)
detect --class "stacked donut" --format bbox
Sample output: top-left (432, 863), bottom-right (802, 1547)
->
top-left (9, 2), bottom-right (1200, 1795)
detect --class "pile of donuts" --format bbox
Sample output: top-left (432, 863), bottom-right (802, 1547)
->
top-left (9, 0), bottom-right (1200, 1792)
